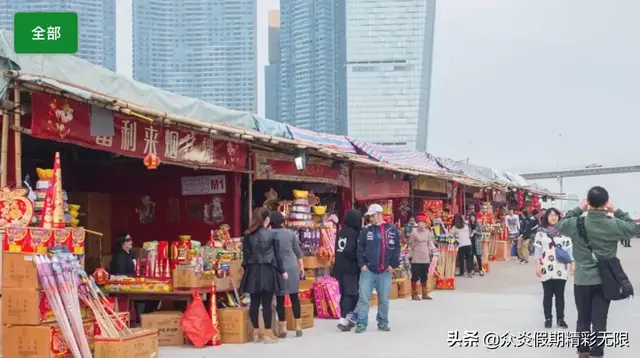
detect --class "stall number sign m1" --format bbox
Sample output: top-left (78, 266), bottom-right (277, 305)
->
top-left (13, 12), bottom-right (78, 54)
top-left (181, 175), bottom-right (227, 196)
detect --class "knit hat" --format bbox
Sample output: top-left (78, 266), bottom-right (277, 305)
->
top-left (415, 214), bottom-right (427, 223)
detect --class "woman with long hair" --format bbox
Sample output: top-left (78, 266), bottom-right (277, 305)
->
top-left (240, 208), bottom-right (287, 344)
top-left (451, 214), bottom-right (473, 278)
top-left (270, 211), bottom-right (305, 338)
top-left (467, 214), bottom-right (485, 276)
top-left (534, 207), bottom-right (574, 329)
top-left (407, 214), bottom-right (438, 299)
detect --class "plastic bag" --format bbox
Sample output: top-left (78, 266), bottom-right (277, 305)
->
top-left (181, 292), bottom-right (216, 348)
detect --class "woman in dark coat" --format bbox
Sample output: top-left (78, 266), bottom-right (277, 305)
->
top-left (240, 207), bottom-right (287, 344)
top-left (110, 232), bottom-right (135, 276)
top-left (331, 209), bottom-right (362, 331)
top-left (109, 232), bottom-right (158, 320)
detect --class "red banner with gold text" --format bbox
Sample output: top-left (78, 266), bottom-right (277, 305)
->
top-left (253, 151), bottom-right (350, 187)
top-left (353, 167), bottom-right (410, 200)
top-left (29, 92), bottom-right (247, 171)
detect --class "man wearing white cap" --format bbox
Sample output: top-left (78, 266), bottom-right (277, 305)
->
top-left (354, 204), bottom-right (401, 333)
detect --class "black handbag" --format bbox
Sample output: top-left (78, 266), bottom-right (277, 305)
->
top-left (577, 217), bottom-right (633, 300)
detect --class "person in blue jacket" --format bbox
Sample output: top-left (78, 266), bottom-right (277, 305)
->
top-left (354, 204), bottom-right (401, 333)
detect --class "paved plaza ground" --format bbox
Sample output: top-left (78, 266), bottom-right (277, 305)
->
top-left (160, 243), bottom-right (640, 357)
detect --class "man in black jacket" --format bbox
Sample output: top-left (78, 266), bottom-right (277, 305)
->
top-left (354, 204), bottom-right (401, 333)
top-left (331, 209), bottom-right (362, 331)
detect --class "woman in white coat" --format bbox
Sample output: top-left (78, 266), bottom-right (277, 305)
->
top-left (534, 207), bottom-right (575, 329)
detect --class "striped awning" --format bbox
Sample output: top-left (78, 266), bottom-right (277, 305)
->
top-left (286, 126), bottom-right (357, 154)
top-left (347, 138), bottom-right (442, 172)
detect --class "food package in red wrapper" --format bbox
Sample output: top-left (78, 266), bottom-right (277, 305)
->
top-left (4, 227), bottom-right (32, 252)
top-left (144, 258), bottom-right (150, 277)
top-left (158, 241), bottom-right (169, 261)
top-left (71, 228), bottom-right (85, 254)
top-left (51, 228), bottom-right (73, 252)
top-left (135, 259), bottom-right (140, 276)
top-left (164, 260), bottom-right (171, 279)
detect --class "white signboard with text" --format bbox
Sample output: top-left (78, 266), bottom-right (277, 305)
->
top-left (181, 175), bottom-right (226, 196)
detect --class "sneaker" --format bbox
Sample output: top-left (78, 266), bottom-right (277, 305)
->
top-left (467, 273), bottom-right (473, 278)
top-left (478, 271), bottom-right (485, 277)
top-left (544, 319), bottom-right (552, 328)
top-left (557, 319), bottom-right (568, 329)
top-left (346, 312), bottom-right (357, 328)
top-left (455, 273), bottom-right (464, 277)
top-left (337, 323), bottom-right (351, 332)
top-left (354, 325), bottom-right (366, 333)
top-left (377, 325), bottom-right (391, 332)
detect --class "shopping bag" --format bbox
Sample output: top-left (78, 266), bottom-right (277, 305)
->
top-left (317, 276), bottom-right (341, 318)
top-left (313, 281), bottom-right (331, 318)
top-left (181, 292), bottom-right (216, 348)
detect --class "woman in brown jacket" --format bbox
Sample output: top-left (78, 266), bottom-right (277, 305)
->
top-left (407, 214), bottom-right (439, 300)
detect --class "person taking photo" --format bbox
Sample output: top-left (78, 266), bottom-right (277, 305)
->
top-left (556, 186), bottom-right (638, 358)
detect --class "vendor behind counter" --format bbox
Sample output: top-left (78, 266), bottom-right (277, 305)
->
top-left (110, 232), bottom-right (159, 320)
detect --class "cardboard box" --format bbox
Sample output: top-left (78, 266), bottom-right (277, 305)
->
top-left (397, 277), bottom-right (411, 297)
top-left (218, 307), bottom-right (252, 344)
top-left (95, 312), bottom-right (130, 337)
top-left (285, 303), bottom-right (314, 330)
top-left (3, 319), bottom-right (95, 358)
top-left (2, 288), bottom-right (87, 325)
top-left (172, 268), bottom-right (215, 290)
top-left (2, 252), bottom-right (40, 289)
top-left (141, 311), bottom-right (184, 346)
top-left (94, 328), bottom-right (158, 358)
top-left (390, 279), bottom-right (399, 299)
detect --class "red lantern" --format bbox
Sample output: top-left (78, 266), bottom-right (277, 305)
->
top-left (143, 153), bottom-right (160, 169)
top-left (92, 268), bottom-right (110, 285)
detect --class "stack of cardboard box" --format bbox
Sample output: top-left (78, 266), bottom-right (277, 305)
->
top-left (2, 251), bottom-right (93, 358)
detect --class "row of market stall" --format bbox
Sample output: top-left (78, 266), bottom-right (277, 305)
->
top-left (0, 29), bottom-right (561, 356)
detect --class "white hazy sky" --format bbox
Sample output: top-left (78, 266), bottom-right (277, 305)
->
top-left (115, 0), bottom-right (640, 215)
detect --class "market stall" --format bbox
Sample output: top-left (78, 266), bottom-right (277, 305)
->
top-left (252, 150), bottom-right (349, 308)
top-left (1, 152), bottom-right (140, 357)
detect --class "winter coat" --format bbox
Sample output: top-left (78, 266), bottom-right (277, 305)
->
top-left (331, 210), bottom-right (362, 278)
top-left (357, 222), bottom-right (401, 274)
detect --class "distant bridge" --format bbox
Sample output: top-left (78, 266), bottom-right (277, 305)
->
top-left (520, 165), bottom-right (640, 193)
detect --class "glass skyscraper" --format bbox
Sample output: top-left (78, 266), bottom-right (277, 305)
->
top-left (132, 0), bottom-right (257, 113)
top-left (0, 0), bottom-right (116, 71)
top-left (279, 0), bottom-right (347, 134)
top-left (346, 0), bottom-right (436, 151)
top-left (265, 10), bottom-right (280, 121)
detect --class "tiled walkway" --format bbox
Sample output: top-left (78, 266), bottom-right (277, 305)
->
top-left (160, 243), bottom-right (639, 357)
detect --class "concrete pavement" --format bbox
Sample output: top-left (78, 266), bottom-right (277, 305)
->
top-left (160, 244), bottom-right (640, 357)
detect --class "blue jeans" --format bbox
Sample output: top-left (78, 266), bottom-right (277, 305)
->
top-left (356, 270), bottom-right (392, 328)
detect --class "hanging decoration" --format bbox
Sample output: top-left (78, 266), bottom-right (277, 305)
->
top-left (143, 153), bottom-right (160, 169)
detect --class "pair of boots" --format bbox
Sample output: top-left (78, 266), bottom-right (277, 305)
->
top-left (277, 319), bottom-right (303, 338)
top-left (252, 328), bottom-right (278, 344)
top-left (411, 282), bottom-right (432, 300)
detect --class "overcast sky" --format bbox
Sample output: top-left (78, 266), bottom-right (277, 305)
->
top-left (116, 0), bottom-right (640, 215)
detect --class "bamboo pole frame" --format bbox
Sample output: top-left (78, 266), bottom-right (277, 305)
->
top-left (3, 73), bottom-right (476, 183)
top-left (3, 72), bottom-right (561, 198)
top-left (1, 112), bottom-right (9, 187)
top-left (247, 149), bottom-right (253, 221)
top-left (13, 87), bottom-right (21, 188)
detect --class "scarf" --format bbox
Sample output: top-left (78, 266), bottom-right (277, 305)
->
top-left (541, 226), bottom-right (561, 238)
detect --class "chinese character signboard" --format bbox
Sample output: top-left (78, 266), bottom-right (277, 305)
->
top-left (30, 92), bottom-right (248, 171)
top-left (253, 151), bottom-right (350, 188)
top-left (181, 175), bottom-right (227, 196)
top-left (353, 167), bottom-right (410, 200)
top-left (13, 12), bottom-right (78, 54)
